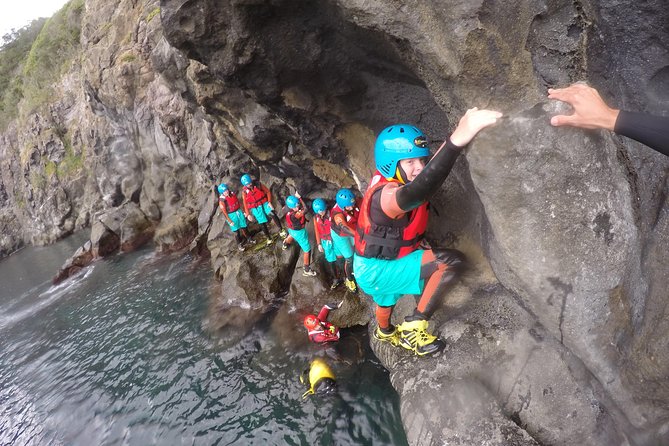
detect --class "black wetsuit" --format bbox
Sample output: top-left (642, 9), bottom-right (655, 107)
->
top-left (614, 111), bottom-right (669, 157)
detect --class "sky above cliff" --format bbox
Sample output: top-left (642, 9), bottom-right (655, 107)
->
top-left (1, 0), bottom-right (70, 40)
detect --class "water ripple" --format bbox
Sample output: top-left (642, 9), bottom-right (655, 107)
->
top-left (0, 247), bottom-right (407, 445)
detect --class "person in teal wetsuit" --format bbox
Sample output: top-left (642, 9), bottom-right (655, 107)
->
top-left (217, 183), bottom-right (254, 251)
top-left (282, 193), bottom-right (317, 277)
top-left (353, 108), bottom-right (502, 356)
top-left (240, 173), bottom-right (287, 245)
top-left (313, 198), bottom-right (344, 289)
top-left (330, 188), bottom-right (360, 293)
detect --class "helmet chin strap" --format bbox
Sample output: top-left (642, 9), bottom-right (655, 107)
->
top-left (394, 165), bottom-right (410, 184)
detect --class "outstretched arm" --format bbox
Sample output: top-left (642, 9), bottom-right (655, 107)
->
top-left (381, 108), bottom-right (503, 218)
top-left (548, 83), bottom-right (619, 130)
top-left (548, 83), bottom-right (669, 156)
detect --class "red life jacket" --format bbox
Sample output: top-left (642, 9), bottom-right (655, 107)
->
top-left (243, 184), bottom-right (268, 208)
top-left (307, 307), bottom-right (340, 343)
top-left (285, 210), bottom-right (306, 230)
top-left (330, 203), bottom-right (359, 237)
top-left (307, 322), bottom-right (340, 343)
top-left (314, 212), bottom-right (332, 241)
top-left (354, 172), bottom-right (429, 259)
top-left (219, 193), bottom-right (241, 213)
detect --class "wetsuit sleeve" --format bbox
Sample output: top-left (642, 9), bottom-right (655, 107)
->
top-left (614, 111), bottom-right (669, 157)
top-left (395, 138), bottom-right (463, 211)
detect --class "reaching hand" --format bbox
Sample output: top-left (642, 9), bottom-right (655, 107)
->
top-left (295, 191), bottom-right (301, 199)
top-left (449, 107), bottom-right (504, 147)
top-left (318, 245), bottom-right (324, 253)
top-left (246, 214), bottom-right (253, 222)
top-left (267, 203), bottom-right (274, 211)
top-left (548, 83), bottom-right (619, 130)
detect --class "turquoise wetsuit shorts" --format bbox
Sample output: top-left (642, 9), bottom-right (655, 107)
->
top-left (331, 230), bottom-right (354, 259)
top-left (250, 202), bottom-right (273, 224)
top-left (227, 209), bottom-right (248, 232)
top-left (320, 239), bottom-right (336, 263)
top-left (288, 227), bottom-right (311, 253)
top-left (353, 250), bottom-right (425, 307)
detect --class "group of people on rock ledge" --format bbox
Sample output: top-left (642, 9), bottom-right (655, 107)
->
top-left (217, 83), bottom-right (669, 366)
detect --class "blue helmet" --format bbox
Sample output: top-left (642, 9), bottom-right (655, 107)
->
top-left (312, 198), bottom-right (327, 213)
top-left (286, 195), bottom-right (300, 209)
top-left (374, 124), bottom-right (429, 178)
top-left (217, 183), bottom-right (229, 195)
top-left (240, 173), bottom-right (252, 186)
top-left (335, 189), bottom-right (355, 209)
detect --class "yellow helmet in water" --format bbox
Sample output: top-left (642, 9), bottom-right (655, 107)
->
top-left (300, 358), bottom-right (336, 399)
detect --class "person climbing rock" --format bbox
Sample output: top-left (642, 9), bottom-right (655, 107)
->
top-left (548, 83), bottom-right (669, 157)
top-left (300, 357), bottom-right (337, 399)
top-left (353, 109), bottom-right (502, 356)
top-left (240, 173), bottom-right (287, 246)
top-left (282, 193), bottom-right (317, 277)
top-left (303, 301), bottom-right (342, 344)
top-left (330, 188), bottom-right (360, 292)
top-left (312, 198), bottom-right (344, 289)
top-left (217, 183), bottom-right (254, 251)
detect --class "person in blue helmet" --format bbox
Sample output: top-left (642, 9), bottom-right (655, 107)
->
top-left (353, 108), bottom-right (502, 356)
top-left (217, 183), bottom-right (253, 251)
top-left (312, 198), bottom-right (344, 289)
top-left (282, 193), bottom-right (317, 277)
top-left (240, 173), bottom-right (287, 245)
top-left (330, 188), bottom-right (360, 292)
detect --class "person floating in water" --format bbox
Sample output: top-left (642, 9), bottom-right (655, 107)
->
top-left (240, 173), bottom-right (287, 245)
top-left (312, 198), bottom-right (344, 289)
top-left (217, 183), bottom-right (254, 252)
top-left (548, 83), bottom-right (669, 157)
top-left (282, 193), bottom-right (317, 277)
top-left (303, 301), bottom-right (342, 344)
top-left (330, 188), bottom-right (360, 293)
top-left (300, 357), bottom-right (337, 399)
top-left (353, 109), bottom-right (502, 356)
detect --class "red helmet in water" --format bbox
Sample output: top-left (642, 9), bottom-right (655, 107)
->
top-left (304, 314), bottom-right (319, 330)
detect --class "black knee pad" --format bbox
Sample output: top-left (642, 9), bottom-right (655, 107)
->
top-left (433, 248), bottom-right (466, 272)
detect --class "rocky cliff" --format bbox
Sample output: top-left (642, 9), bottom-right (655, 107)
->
top-left (0, 0), bottom-right (668, 444)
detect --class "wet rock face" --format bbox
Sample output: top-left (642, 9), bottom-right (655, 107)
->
top-left (1, 0), bottom-right (668, 443)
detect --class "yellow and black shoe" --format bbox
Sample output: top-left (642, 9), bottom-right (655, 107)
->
top-left (344, 279), bottom-right (357, 293)
top-left (398, 320), bottom-right (445, 356)
top-left (373, 325), bottom-right (400, 347)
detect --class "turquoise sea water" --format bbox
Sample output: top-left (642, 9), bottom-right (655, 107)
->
top-left (0, 236), bottom-right (407, 445)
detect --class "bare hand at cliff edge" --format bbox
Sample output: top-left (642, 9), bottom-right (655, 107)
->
top-left (548, 83), bottom-right (620, 130)
top-left (449, 107), bottom-right (504, 147)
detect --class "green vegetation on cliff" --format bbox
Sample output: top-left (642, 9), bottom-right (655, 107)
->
top-left (0, 20), bottom-right (45, 130)
top-left (0, 0), bottom-right (84, 130)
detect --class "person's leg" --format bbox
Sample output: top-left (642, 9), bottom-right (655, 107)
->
top-left (234, 230), bottom-right (245, 251)
top-left (343, 256), bottom-right (357, 291)
top-left (410, 248), bottom-right (465, 320)
top-left (399, 248), bottom-right (465, 355)
top-left (292, 229), bottom-right (316, 276)
top-left (264, 203), bottom-right (286, 237)
top-left (260, 222), bottom-right (270, 237)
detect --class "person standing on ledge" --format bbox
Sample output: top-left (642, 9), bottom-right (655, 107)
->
top-left (240, 173), bottom-right (287, 245)
top-left (330, 188), bottom-right (360, 293)
top-left (548, 83), bottom-right (669, 157)
top-left (282, 193), bottom-right (317, 277)
top-left (353, 108), bottom-right (502, 356)
top-left (312, 198), bottom-right (344, 289)
top-left (217, 183), bottom-right (253, 252)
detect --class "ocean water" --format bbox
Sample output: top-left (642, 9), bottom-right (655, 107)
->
top-left (0, 235), bottom-right (407, 445)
